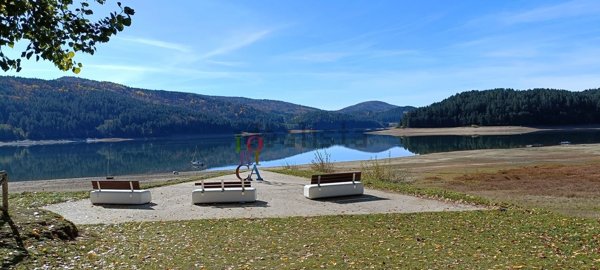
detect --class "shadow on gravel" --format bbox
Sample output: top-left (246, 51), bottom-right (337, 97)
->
top-left (195, 200), bottom-right (269, 209)
top-left (93, 202), bottom-right (157, 210)
top-left (316, 194), bottom-right (389, 204)
top-left (253, 180), bottom-right (301, 187)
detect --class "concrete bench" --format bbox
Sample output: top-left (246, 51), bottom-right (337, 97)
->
top-left (90, 180), bottom-right (152, 205)
top-left (192, 180), bottom-right (256, 204)
top-left (303, 172), bottom-right (364, 199)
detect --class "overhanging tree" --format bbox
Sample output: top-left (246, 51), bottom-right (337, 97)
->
top-left (0, 0), bottom-right (134, 73)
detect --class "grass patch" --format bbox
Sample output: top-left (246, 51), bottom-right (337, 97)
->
top-left (9, 191), bottom-right (89, 209)
top-left (1, 171), bottom-right (232, 268)
top-left (269, 168), bottom-right (319, 179)
top-left (12, 210), bottom-right (600, 269)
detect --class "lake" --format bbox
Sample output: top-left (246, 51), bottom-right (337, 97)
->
top-left (2, 130), bottom-right (600, 181)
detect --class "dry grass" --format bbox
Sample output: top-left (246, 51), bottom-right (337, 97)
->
top-left (361, 155), bottom-right (413, 184)
top-left (449, 164), bottom-right (600, 197)
top-left (310, 149), bottom-right (334, 173)
top-left (411, 161), bottom-right (600, 218)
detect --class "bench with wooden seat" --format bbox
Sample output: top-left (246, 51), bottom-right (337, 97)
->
top-left (303, 172), bottom-right (364, 199)
top-left (90, 180), bottom-right (152, 205)
top-left (192, 180), bottom-right (256, 204)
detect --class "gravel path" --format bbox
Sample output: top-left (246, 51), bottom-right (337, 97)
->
top-left (44, 171), bottom-right (484, 225)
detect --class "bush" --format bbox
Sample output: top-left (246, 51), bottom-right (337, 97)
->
top-left (361, 154), bottom-right (412, 184)
top-left (310, 149), bottom-right (334, 173)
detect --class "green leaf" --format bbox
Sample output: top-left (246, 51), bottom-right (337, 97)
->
top-left (67, 51), bottom-right (75, 58)
top-left (124, 7), bottom-right (135, 15)
top-left (73, 67), bottom-right (81, 74)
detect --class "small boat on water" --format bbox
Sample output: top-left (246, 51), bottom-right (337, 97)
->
top-left (526, 143), bottom-right (543, 148)
top-left (191, 160), bottom-right (204, 167)
top-left (191, 146), bottom-right (205, 167)
top-left (560, 141), bottom-right (571, 145)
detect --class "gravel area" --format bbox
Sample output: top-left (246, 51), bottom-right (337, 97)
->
top-left (44, 171), bottom-right (483, 225)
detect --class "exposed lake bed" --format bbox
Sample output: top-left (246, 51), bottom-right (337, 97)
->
top-left (372, 125), bottom-right (600, 136)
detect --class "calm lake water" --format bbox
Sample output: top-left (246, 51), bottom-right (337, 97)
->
top-left (2, 130), bottom-right (600, 181)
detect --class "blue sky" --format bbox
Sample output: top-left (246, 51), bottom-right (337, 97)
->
top-left (5, 0), bottom-right (600, 109)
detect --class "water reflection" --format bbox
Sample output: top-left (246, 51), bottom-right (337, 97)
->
top-left (0, 132), bottom-right (406, 181)
top-left (401, 130), bottom-right (600, 154)
top-left (2, 130), bottom-right (600, 181)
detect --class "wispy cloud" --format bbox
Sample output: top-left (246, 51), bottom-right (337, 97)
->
top-left (289, 49), bottom-right (419, 63)
top-left (204, 60), bottom-right (246, 67)
top-left (202, 29), bottom-right (271, 58)
top-left (504, 0), bottom-right (600, 24)
top-left (292, 52), bottom-right (352, 63)
top-left (280, 24), bottom-right (424, 64)
top-left (119, 37), bottom-right (192, 54)
top-left (86, 64), bottom-right (163, 73)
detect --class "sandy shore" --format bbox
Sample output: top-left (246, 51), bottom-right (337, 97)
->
top-left (370, 125), bottom-right (600, 137)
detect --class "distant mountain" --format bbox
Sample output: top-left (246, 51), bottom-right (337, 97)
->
top-left (338, 101), bottom-right (399, 114)
top-left (336, 101), bottom-right (415, 125)
top-left (0, 76), bottom-right (384, 140)
top-left (372, 106), bottom-right (416, 124)
top-left (403, 88), bottom-right (600, 127)
top-left (291, 111), bottom-right (384, 131)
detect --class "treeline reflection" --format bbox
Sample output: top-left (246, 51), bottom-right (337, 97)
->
top-left (0, 132), bottom-right (403, 181)
top-left (3, 130), bottom-right (599, 181)
top-left (400, 131), bottom-right (600, 154)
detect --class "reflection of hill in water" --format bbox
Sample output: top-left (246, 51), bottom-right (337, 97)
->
top-left (6, 130), bottom-right (599, 181)
top-left (266, 132), bottom-right (401, 154)
top-left (400, 131), bottom-right (600, 154)
top-left (0, 132), bottom-right (402, 181)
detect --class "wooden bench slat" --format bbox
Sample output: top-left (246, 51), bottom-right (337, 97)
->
top-left (310, 172), bottom-right (361, 184)
top-left (195, 181), bottom-right (251, 188)
top-left (91, 180), bottom-right (141, 190)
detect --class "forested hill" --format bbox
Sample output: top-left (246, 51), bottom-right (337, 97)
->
top-left (403, 88), bottom-right (600, 127)
top-left (338, 101), bottom-right (398, 114)
top-left (0, 76), bottom-right (400, 140)
top-left (337, 101), bottom-right (415, 125)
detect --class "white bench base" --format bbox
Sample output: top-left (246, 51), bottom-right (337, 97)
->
top-left (303, 182), bottom-right (364, 199)
top-left (192, 188), bottom-right (257, 204)
top-left (90, 190), bottom-right (152, 205)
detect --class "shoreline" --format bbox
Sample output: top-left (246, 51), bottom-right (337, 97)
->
top-left (5, 124), bottom-right (599, 147)
top-left (9, 143), bottom-right (600, 193)
top-left (369, 125), bottom-right (600, 137)
top-left (0, 137), bottom-right (133, 147)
